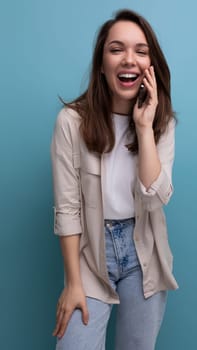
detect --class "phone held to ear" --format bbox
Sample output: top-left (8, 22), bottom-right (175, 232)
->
top-left (138, 84), bottom-right (147, 108)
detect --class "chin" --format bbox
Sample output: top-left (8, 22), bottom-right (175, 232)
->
top-left (119, 93), bottom-right (137, 102)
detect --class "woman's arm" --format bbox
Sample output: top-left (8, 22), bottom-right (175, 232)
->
top-left (60, 235), bottom-right (82, 285)
top-left (51, 110), bottom-right (89, 338)
top-left (53, 235), bottom-right (89, 338)
top-left (133, 66), bottom-right (175, 211)
top-left (135, 121), bottom-right (175, 211)
top-left (134, 66), bottom-right (160, 190)
top-left (137, 127), bottom-right (161, 190)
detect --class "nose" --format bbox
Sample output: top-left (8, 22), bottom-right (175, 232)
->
top-left (122, 49), bottom-right (136, 65)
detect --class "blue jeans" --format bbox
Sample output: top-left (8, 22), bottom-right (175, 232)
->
top-left (56, 218), bottom-right (167, 350)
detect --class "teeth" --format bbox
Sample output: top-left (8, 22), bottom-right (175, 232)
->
top-left (118, 73), bottom-right (138, 78)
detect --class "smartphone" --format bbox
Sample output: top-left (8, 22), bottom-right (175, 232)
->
top-left (138, 84), bottom-right (147, 108)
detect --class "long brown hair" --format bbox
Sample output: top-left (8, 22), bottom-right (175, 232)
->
top-left (63, 9), bottom-right (176, 154)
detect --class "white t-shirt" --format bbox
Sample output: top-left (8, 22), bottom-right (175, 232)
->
top-left (102, 114), bottom-right (137, 219)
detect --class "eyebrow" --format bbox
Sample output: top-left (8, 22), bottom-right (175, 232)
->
top-left (107, 40), bottom-right (149, 48)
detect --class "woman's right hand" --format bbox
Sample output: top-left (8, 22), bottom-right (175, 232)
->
top-left (52, 284), bottom-right (89, 338)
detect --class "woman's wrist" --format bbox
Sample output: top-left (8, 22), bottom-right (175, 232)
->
top-left (66, 278), bottom-right (83, 289)
top-left (66, 269), bottom-right (83, 287)
top-left (136, 125), bottom-right (154, 139)
top-left (65, 269), bottom-right (83, 286)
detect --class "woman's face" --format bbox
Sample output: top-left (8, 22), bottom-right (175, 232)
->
top-left (102, 20), bottom-right (151, 114)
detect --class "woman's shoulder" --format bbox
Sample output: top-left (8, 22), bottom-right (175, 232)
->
top-left (53, 107), bottom-right (81, 144)
top-left (56, 106), bottom-right (81, 127)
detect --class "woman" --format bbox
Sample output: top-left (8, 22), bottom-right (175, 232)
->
top-left (51, 9), bottom-right (178, 350)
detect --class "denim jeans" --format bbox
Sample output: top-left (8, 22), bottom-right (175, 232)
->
top-left (56, 218), bottom-right (167, 350)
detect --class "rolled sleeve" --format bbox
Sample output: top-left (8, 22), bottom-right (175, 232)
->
top-left (53, 207), bottom-right (82, 236)
top-left (51, 109), bottom-right (82, 236)
top-left (136, 119), bottom-right (175, 211)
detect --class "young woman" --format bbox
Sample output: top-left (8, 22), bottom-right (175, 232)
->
top-left (51, 9), bottom-right (178, 350)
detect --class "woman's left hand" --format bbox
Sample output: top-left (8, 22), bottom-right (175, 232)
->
top-left (133, 66), bottom-right (158, 131)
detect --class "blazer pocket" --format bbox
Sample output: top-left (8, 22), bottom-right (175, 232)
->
top-left (81, 151), bottom-right (101, 175)
top-left (80, 152), bottom-right (101, 208)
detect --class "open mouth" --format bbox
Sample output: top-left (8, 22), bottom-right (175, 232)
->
top-left (118, 73), bottom-right (139, 83)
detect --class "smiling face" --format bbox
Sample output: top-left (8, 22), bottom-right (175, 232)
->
top-left (102, 20), bottom-right (151, 114)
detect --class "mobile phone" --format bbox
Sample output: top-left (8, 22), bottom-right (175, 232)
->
top-left (138, 84), bottom-right (147, 108)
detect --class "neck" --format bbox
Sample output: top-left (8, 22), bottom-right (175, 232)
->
top-left (112, 99), bottom-right (135, 116)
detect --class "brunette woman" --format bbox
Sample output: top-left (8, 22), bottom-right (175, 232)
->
top-left (51, 9), bottom-right (178, 350)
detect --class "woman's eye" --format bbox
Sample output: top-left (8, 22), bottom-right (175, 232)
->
top-left (110, 48), bottom-right (123, 53)
top-left (137, 51), bottom-right (148, 56)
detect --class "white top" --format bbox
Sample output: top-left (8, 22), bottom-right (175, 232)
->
top-left (103, 114), bottom-right (137, 219)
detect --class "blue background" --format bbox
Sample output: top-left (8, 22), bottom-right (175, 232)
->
top-left (1, 0), bottom-right (196, 349)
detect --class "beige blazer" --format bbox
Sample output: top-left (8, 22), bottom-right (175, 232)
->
top-left (51, 107), bottom-right (178, 304)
